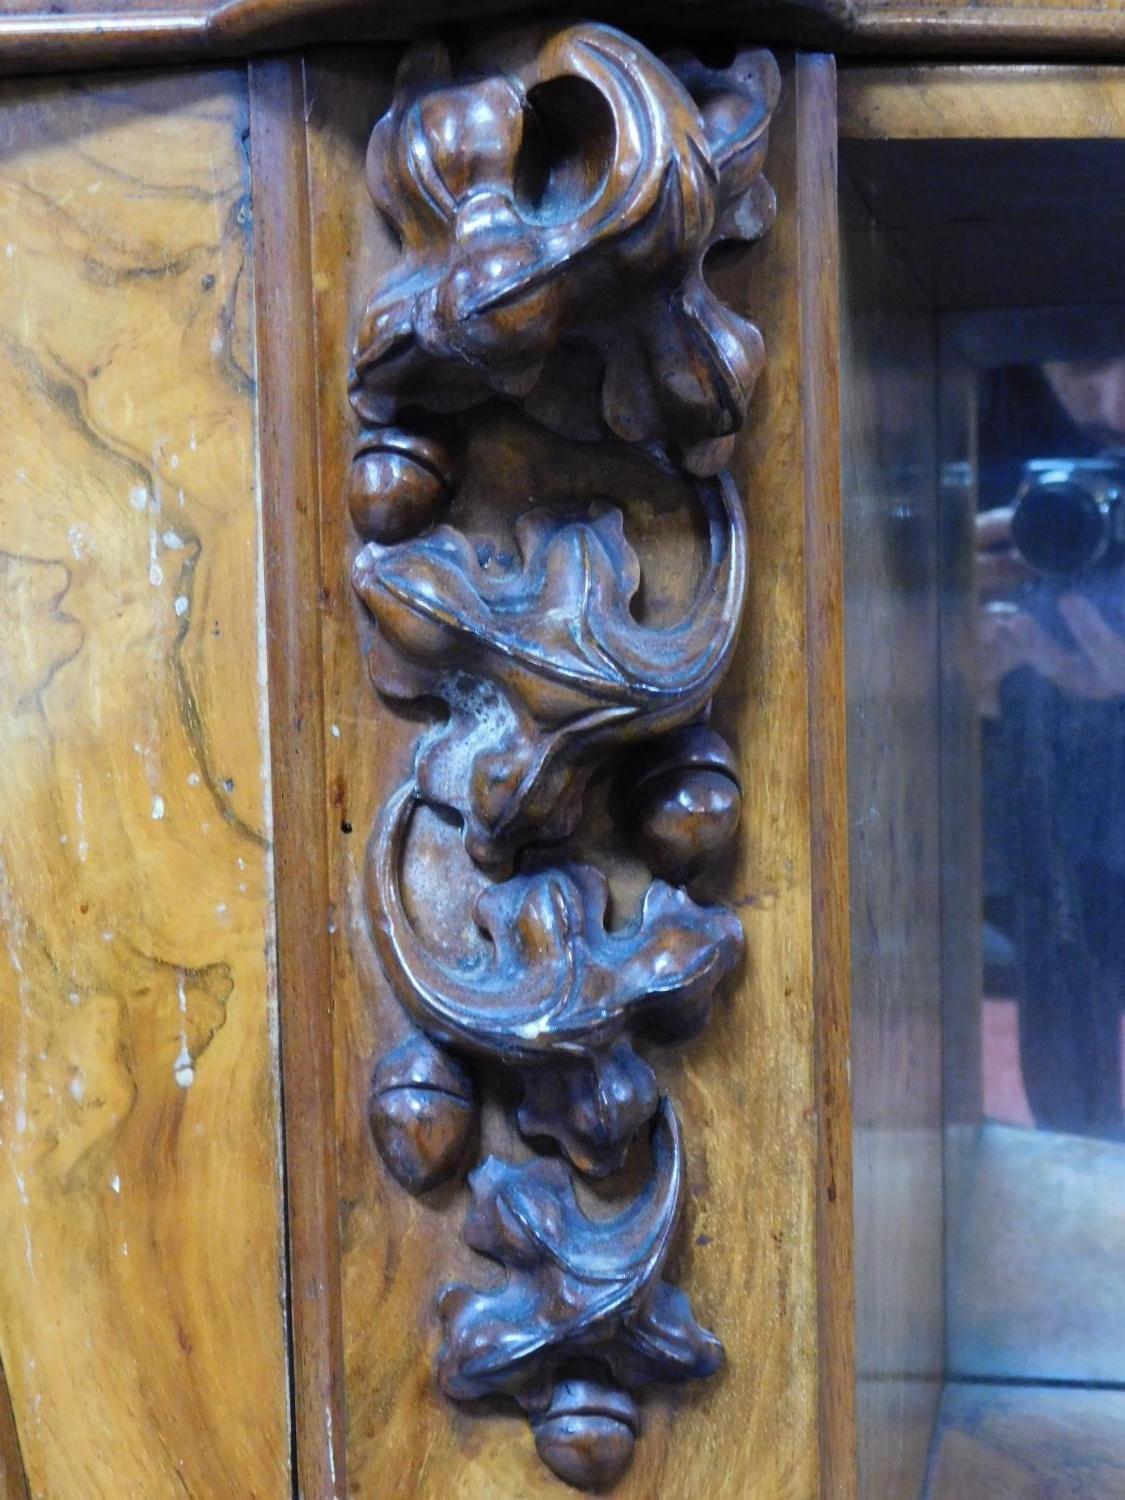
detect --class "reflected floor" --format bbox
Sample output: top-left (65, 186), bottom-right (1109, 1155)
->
top-left (947, 1123), bottom-right (1125, 1384)
top-left (925, 1384), bottom-right (1125, 1500)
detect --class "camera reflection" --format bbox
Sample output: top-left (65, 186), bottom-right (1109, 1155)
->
top-left (977, 354), bottom-right (1125, 1137)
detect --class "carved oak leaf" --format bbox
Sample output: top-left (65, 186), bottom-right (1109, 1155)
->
top-left (353, 478), bottom-right (745, 866)
top-left (350, 25), bottom-right (778, 475)
top-left (368, 784), bottom-right (744, 1174)
top-left (436, 1100), bottom-right (722, 1411)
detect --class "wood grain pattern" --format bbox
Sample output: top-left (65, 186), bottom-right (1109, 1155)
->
top-left (839, 158), bottom-right (945, 1500)
top-left (249, 55), bottom-right (348, 1500)
top-left (0, 68), bottom-right (290, 1497)
top-left (926, 1383), bottom-right (1125, 1500)
top-left (306, 44), bottom-right (842, 1497)
top-left (839, 64), bottom-right (1125, 141)
top-left (796, 54), bottom-right (858, 1500)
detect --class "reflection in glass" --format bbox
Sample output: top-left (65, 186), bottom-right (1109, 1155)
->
top-left (976, 350), bottom-right (1125, 1138)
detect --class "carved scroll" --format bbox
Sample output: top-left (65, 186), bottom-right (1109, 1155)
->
top-left (349, 23), bottom-right (778, 1489)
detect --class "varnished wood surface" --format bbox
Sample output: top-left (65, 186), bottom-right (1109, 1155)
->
top-left (3, 0), bottom-right (1125, 77)
top-left (795, 54), bottom-right (859, 1500)
top-left (0, 68), bottom-right (290, 1496)
top-left (840, 161), bottom-right (945, 1500)
top-left (304, 44), bottom-right (845, 1497)
top-left (249, 55), bottom-right (348, 1500)
top-left (926, 1383), bottom-right (1125, 1500)
top-left (840, 65), bottom-right (1125, 141)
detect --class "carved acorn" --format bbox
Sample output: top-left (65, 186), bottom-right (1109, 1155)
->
top-left (531, 1380), bottom-right (639, 1491)
top-left (348, 426), bottom-right (457, 543)
top-left (368, 1033), bottom-right (476, 1194)
top-left (626, 725), bottom-right (742, 884)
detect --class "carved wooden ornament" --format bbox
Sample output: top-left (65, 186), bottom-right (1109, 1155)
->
top-left (350, 22), bottom-right (778, 1490)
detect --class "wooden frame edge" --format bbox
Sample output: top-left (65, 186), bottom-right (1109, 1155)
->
top-left (795, 52), bottom-right (859, 1500)
top-left (249, 55), bottom-right (348, 1500)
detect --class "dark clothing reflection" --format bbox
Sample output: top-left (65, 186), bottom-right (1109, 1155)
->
top-left (980, 364), bottom-right (1125, 1137)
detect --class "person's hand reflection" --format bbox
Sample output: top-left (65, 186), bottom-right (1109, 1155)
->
top-left (976, 507), bottom-right (1125, 710)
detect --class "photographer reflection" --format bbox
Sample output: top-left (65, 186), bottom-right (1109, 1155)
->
top-left (977, 353), bottom-right (1125, 1136)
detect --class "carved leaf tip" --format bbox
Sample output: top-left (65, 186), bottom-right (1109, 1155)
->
top-left (370, 784), bottom-right (743, 1174)
top-left (436, 1100), bottom-right (722, 1410)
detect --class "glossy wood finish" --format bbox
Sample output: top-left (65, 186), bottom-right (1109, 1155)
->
top-left (346, 31), bottom-right (782, 1483)
top-left (304, 44), bottom-right (851, 1497)
top-left (839, 160), bottom-right (945, 1500)
top-left (3, 0), bottom-right (1125, 76)
top-left (926, 1384), bottom-right (1125, 1499)
top-left (0, 68), bottom-right (289, 1497)
top-left (249, 56), bottom-right (348, 1500)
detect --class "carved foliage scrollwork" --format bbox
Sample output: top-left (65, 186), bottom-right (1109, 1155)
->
top-left (349, 22), bottom-right (777, 1490)
top-left (354, 478), bottom-right (745, 866)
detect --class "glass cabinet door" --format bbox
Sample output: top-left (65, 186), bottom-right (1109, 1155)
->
top-left (841, 65), bottom-right (1125, 1500)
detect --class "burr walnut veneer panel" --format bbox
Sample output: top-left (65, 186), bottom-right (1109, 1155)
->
top-left (0, 69), bottom-right (289, 1498)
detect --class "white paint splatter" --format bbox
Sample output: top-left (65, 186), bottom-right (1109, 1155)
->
top-left (68, 1075), bottom-right (85, 1101)
top-left (68, 524), bottom-right (93, 560)
top-left (129, 485), bottom-right (149, 511)
top-left (148, 526), bottom-right (164, 587)
top-left (174, 974), bottom-right (194, 1087)
top-left (187, 772), bottom-right (201, 787)
top-left (174, 596), bottom-right (189, 617)
top-left (152, 796), bottom-right (165, 821)
top-left (173, 1041), bottom-right (195, 1089)
top-left (162, 530), bottom-right (184, 550)
top-left (110, 1174), bottom-right (121, 1195)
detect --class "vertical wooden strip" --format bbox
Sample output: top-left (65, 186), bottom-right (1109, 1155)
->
top-left (0, 1361), bottom-right (28, 1500)
top-left (249, 56), bottom-right (347, 1500)
top-left (796, 55), bottom-right (859, 1500)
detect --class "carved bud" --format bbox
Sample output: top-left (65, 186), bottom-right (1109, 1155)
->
top-left (348, 427), bottom-right (457, 543)
top-left (531, 1380), bottom-right (639, 1491)
top-left (626, 726), bottom-right (741, 884)
top-left (369, 1034), bottom-right (475, 1194)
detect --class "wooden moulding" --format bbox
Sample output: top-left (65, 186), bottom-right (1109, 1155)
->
top-left (794, 54), bottom-right (858, 1500)
top-left (5, 0), bottom-right (1125, 78)
top-left (249, 56), bottom-right (349, 1500)
top-left (839, 63), bottom-right (1125, 141)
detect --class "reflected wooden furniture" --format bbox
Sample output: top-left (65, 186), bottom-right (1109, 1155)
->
top-left (0, 7), bottom-right (1124, 1500)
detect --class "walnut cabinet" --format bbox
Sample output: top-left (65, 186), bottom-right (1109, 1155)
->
top-left (1, 3), bottom-right (1124, 1497)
